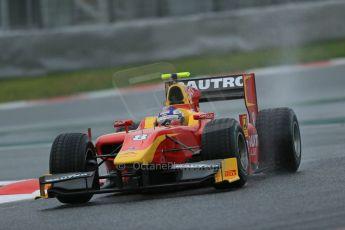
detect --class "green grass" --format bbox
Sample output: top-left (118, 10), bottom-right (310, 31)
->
top-left (1, 38), bottom-right (345, 103)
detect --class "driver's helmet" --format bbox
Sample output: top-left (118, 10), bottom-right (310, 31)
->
top-left (157, 106), bottom-right (184, 126)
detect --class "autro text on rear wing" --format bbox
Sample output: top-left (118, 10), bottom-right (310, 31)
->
top-left (164, 73), bottom-right (258, 125)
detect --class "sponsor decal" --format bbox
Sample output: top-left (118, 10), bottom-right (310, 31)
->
top-left (115, 163), bottom-right (218, 171)
top-left (224, 170), bottom-right (237, 177)
top-left (173, 163), bottom-right (219, 170)
top-left (133, 134), bottom-right (148, 141)
top-left (199, 112), bottom-right (214, 119)
top-left (114, 120), bottom-right (126, 126)
top-left (114, 120), bottom-right (133, 128)
top-left (45, 173), bottom-right (90, 183)
top-left (248, 134), bottom-right (258, 148)
top-left (184, 76), bottom-right (243, 90)
top-left (194, 112), bottom-right (215, 120)
top-left (252, 112), bottom-right (256, 126)
top-left (239, 114), bottom-right (249, 137)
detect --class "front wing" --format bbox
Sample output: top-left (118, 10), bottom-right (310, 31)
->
top-left (37, 158), bottom-right (240, 199)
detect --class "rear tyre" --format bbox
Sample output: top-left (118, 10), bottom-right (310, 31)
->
top-left (50, 133), bottom-right (98, 204)
top-left (256, 108), bottom-right (301, 172)
top-left (201, 118), bottom-right (249, 189)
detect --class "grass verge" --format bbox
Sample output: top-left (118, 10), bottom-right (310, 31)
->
top-left (1, 38), bottom-right (345, 103)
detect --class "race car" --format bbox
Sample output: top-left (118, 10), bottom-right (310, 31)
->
top-left (37, 71), bottom-right (302, 204)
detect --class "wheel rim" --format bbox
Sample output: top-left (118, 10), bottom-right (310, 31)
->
top-left (293, 121), bottom-right (301, 158)
top-left (238, 133), bottom-right (249, 170)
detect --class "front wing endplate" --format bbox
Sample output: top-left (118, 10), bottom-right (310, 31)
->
top-left (214, 158), bottom-right (240, 183)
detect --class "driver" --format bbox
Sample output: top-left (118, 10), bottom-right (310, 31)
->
top-left (157, 106), bottom-right (184, 126)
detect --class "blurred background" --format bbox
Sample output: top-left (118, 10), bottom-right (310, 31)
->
top-left (1, 0), bottom-right (345, 103)
top-left (0, 0), bottom-right (328, 30)
top-left (1, 0), bottom-right (345, 86)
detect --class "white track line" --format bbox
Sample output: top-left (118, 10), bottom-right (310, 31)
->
top-left (0, 180), bottom-right (40, 204)
top-left (0, 190), bottom-right (39, 204)
top-left (0, 180), bottom-right (24, 187)
top-left (331, 57), bottom-right (345, 66)
top-left (0, 101), bottom-right (28, 110)
top-left (250, 57), bottom-right (345, 76)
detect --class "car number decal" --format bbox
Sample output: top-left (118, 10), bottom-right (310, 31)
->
top-left (133, 134), bottom-right (148, 141)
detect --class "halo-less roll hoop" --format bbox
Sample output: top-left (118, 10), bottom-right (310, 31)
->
top-left (161, 72), bottom-right (191, 82)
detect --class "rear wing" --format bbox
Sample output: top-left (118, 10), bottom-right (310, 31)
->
top-left (164, 73), bottom-right (259, 125)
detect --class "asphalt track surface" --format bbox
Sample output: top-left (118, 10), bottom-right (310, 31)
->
top-left (1, 63), bottom-right (345, 229)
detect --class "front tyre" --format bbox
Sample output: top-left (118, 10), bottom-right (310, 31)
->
top-left (50, 133), bottom-right (98, 204)
top-left (201, 118), bottom-right (249, 189)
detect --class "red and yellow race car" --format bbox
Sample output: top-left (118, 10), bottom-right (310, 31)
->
top-left (38, 72), bottom-right (302, 204)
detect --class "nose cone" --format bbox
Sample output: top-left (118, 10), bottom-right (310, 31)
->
top-left (114, 132), bottom-right (166, 165)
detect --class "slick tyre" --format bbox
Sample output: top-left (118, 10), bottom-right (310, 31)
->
top-left (201, 118), bottom-right (249, 189)
top-left (50, 133), bottom-right (98, 204)
top-left (256, 107), bottom-right (301, 172)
